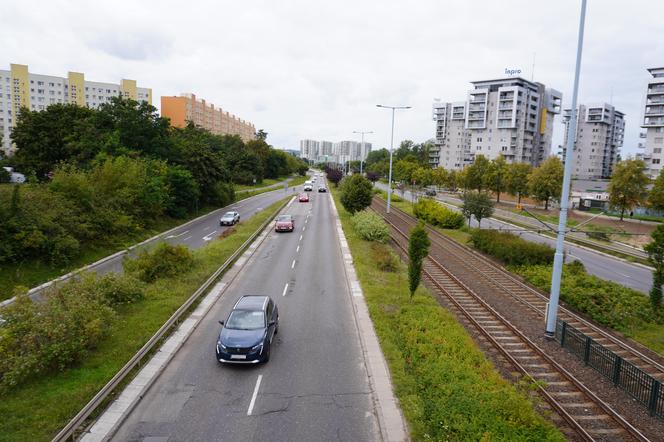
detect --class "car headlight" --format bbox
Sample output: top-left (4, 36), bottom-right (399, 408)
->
top-left (251, 343), bottom-right (263, 353)
top-left (217, 342), bottom-right (227, 352)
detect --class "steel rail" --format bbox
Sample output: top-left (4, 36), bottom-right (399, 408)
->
top-left (381, 210), bottom-right (649, 441)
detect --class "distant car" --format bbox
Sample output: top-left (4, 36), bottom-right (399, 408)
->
top-left (275, 214), bottom-right (295, 232)
top-left (299, 193), bottom-right (309, 202)
top-left (318, 186), bottom-right (327, 193)
top-left (220, 211), bottom-right (240, 226)
top-left (216, 295), bottom-right (279, 364)
top-left (303, 184), bottom-right (313, 191)
top-left (425, 189), bottom-right (437, 196)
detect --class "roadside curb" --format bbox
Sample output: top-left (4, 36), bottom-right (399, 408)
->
top-left (79, 196), bottom-right (295, 442)
top-left (328, 191), bottom-right (409, 442)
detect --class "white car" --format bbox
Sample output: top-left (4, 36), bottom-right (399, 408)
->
top-left (304, 184), bottom-right (313, 191)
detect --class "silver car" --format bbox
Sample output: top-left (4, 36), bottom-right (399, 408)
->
top-left (220, 211), bottom-right (240, 226)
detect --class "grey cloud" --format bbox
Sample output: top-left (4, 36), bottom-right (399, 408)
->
top-left (88, 31), bottom-right (172, 62)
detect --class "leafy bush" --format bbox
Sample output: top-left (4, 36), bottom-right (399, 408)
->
top-left (515, 263), bottom-right (664, 331)
top-left (0, 285), bottom-right (116, 391)
top-left (64, 273), bottom-right (145, 306)
top-left (351, 210), bottom-right (390, 242)
top-left (470, 229), bottom-right (554, 266)
top-left (413, 198), bottom-right (465, 229)
top-left (371, 243), bottom-right (399, 272)
top-left (340, 175), bottom-right (373, 214)
top-left (124, 242), bottom-right (194, 282)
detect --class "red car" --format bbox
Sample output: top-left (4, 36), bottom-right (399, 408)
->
top-left (275, 214), bottom-right (295, 232)
top-left (299, 193), bottom-right (309, 202)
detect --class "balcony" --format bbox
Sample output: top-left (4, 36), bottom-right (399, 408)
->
top-left (645, 106), bottom-right (664, 116)
top-left (468, 104), bottom-right (485, 111)
top-left (643, 117), bottom-right (664, 126)
top-left (647, 97), bottom-right (664, 104)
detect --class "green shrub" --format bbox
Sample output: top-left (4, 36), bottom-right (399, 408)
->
top-left (413, 198), bottom-right (464, 229)
top-left (124, 242), bottom-right (194, 282)
top-left (371, 243), bottom-right (399, 272)
top-left (470, 229), bottom-right (554, 266)
top-left (66, 273), bottom-right (145, 306)
top-left (351, 210), bottom-right (390, 243)
top-left (0, 286), bottom-right (116, 391)
top-left (515, 263), bottom-right (664, 332)
top-left (340, 175), bottom-right (373, 214)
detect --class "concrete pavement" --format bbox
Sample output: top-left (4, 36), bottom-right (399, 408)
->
top-left (111, 180), bottom-right (381, 441)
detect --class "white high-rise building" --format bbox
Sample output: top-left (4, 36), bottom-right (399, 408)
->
top-left (299, 139), bottom-right (320, 160)
top-left (640, 67), bottom-right (664, 179)
top-left (0, 63), bottom-right (151, 155)
top-left (561, 103), bottom-right (625, 180)
top-left (431, 100), bottom-right (471, 169)
top-left (433, 76), bottom-right (562, 169)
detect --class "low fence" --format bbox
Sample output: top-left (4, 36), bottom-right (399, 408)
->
top-left (556, 320), bottom-right (663, 419)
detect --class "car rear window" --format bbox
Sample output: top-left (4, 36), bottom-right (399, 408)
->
top-left (226, 310), bottom-right (265, 330)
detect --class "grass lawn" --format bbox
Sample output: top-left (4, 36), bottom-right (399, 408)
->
top-left (336, 191), bottom-right (563, 441)
top-left (0, 197), bottom-right (290, 442)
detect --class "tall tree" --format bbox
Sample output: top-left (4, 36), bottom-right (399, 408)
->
top-left (506, 162), bottom-right (533, 204)
top-left (528, 156), bottom-right (563, 210)
top-left (411, 167), bottom-right (433, 188)
top-left (608, 159), bottom-right (648, 220)
top-left (408, 223), bottom-right (430, 300)
top-left (256, 129), bottom-right (268, 140)
top-left (648, 169), bottom-right (664, 212)
top-left (340, 175), bottom-right (373, 214)
top-left (645, 224), bottom-right (664, 308)
top-left (465, 155), bottom-right (491, 191)
top-left (487, 155), bottom-right (508, 203)
top-left (461, 191), bottom-right (494, 228)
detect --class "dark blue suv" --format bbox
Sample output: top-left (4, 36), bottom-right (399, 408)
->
top-left (216, 295), bottom-right (279, 364)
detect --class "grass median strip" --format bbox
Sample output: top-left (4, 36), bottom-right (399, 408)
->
top-left (333, 190), bottom-right (563, 441)
top-left (236, 175), bottom-right (308, 201)
top-left (0, 197), bottom-right (289, 442)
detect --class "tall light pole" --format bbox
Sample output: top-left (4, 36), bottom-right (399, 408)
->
top-left (353, 130), bottom-right (374, 174)
top-left (376, 104), bottom-right (411, 213)
top-left (545, 0), bottom-right (587, 339)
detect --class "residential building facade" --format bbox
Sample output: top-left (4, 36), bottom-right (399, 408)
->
top-left (299, 139), bottom-right (320, 161)
top-left (0, 63), bottom-right (151, 155)
top-left (431, 100), bottom-right (471, 169)
top-left (639, 67), bottom-right (664, 179)
top-left (161, 93), bottom-right (256, 142)
top-left (433, 76), bottom-right (562, 169)
top-left (561, 103), bottom-right (625, 180)
top-left (299, 139), bottom-right (372, 165)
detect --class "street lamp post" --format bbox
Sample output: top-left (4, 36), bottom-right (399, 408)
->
top-left (353, 130), bottom-right (374, 175)
top-left (376, 104), bottom-right (411, 213)
top-left (545, 0), bottom-right (587, 339)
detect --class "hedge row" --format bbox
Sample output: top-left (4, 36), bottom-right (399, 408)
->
top-left (413, 198), bottom-right (464, 229)
top-left (470, 229), bottom-right (554, 266)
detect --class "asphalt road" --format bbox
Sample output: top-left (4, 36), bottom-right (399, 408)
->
top-left (376, 182), bottom-right (653, 294)
top-left (95, 185), bottom-right (299, 275)
top-left (112, 180), bottom-right (380, 441)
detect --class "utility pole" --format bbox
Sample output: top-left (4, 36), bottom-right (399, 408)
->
top-left (376, 104), bottom-right (411, 213)
top-left (545, 0), bottom-right (587, 339)
top-left (353, 130), bottom-right (374, 174)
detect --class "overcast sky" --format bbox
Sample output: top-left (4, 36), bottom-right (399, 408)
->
top-left (2, 0), bottom-right (662, 157)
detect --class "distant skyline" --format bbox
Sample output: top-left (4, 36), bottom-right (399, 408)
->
top-left (2, 0), bottom-right (662, 159)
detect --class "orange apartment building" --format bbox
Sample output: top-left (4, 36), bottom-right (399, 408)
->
top-left (161, 93), bottom-right (256, 142)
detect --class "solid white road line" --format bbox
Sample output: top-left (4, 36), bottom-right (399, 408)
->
top-left (291, 259), bottom-right (296, 269)
top-left (247, 375), bottom-right (263, 416)
top-left (282, 283), bottom-right (289, 297)
top-left (183, 236), bottom-right (193, 242)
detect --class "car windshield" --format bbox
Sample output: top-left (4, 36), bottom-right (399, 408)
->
top-left (277, 215), bottom-right (291, 222)
top-left (225, 310), bottom-right (265, 330)
top-left (222, 212), bottom-right (234, 218)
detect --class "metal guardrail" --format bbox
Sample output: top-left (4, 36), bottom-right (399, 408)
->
top-left (52, 197), bottom-right (291, 442)
top-left (557, 320), bottom-right (664, 419)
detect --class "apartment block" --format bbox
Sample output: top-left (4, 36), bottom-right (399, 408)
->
top-left (299, 139), bottom-right (320, 160)
top-left (161, 93), bottom-right (256, 142)
top-left (431, 100), bottom-right (471, 169)
top-left (433, 76), bottom-right (562, 169)
top-left (639, 67), bottom-right (664, 179)
top-left (299, 139), bottom-right (372, 164)
top-left (561, 103), bottom-right (625, 180)
top-left (0, 63), bottom-right (151, 155)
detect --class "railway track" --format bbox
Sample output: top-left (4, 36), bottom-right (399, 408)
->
top-left (372, 198), bottom-right (649, 441)
top-left (371, 197), bottom-right (664, 383)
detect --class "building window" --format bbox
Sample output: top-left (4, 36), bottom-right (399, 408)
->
top-left (653, 159), bottom-right (661, 164)
top-left (655, 137), bottom-right (663, 144)
top-left (655, 148), bottom-right (662, 154)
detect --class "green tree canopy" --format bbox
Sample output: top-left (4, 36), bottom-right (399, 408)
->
top-left (608, 159), bottom-right (648, 220)
top-left (465, 155), bottom-right (491, 191)
top-left (461, 191), bottom-right (494, 228)
top-left (340, 175), bottom-right (373, 214)
top-left (506, 162), bottom-right (533, 204)
top-left (645, 224), bottom-right (664, 307)
top-left (528, 156), bottom-right (563, 210)
top-left (487, 156), bottom-right (508, 202)
top-left (408, 223), bottom-right (430, 299)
